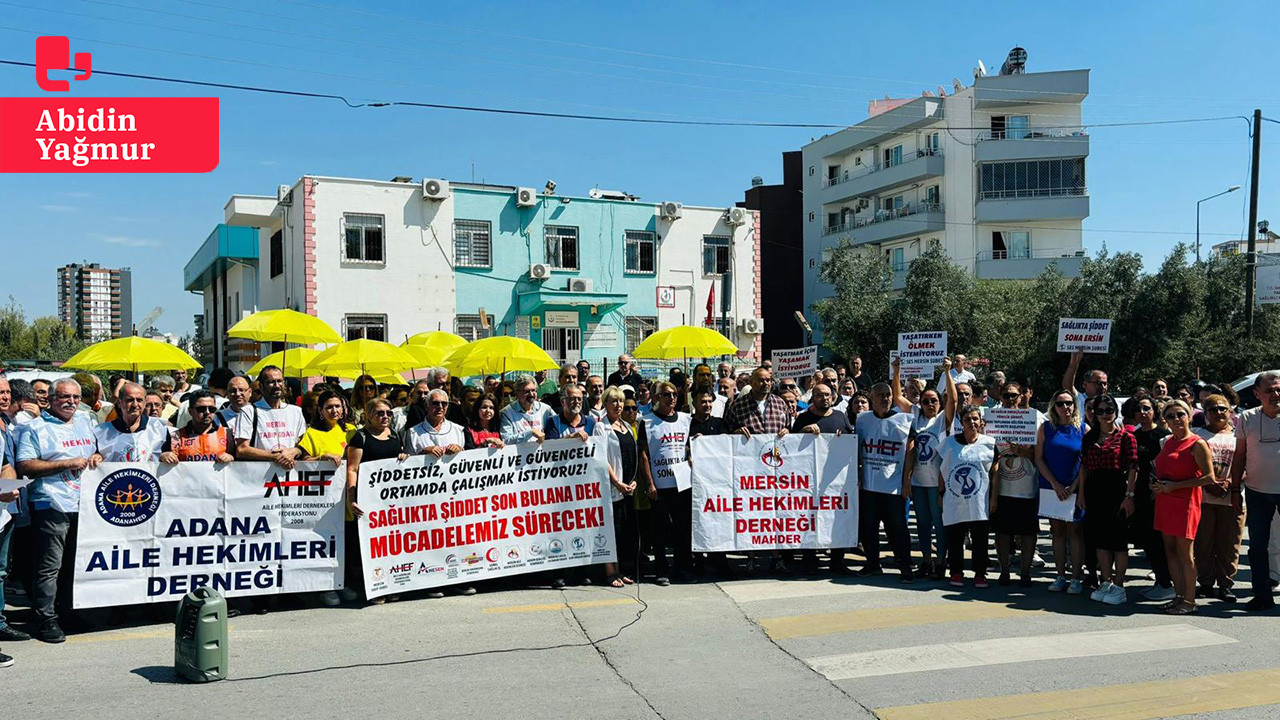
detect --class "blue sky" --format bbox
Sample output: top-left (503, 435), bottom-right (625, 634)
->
top-left (0, 0), bottom-right (1275, 334)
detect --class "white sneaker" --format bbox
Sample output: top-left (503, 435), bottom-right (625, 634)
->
top-left (1142, 584), bottom-right (1177, 601)
top-left (1067, 579), bottom-right (1084, 595)
top-left (321, 590), bottom-right (341, 607)
top-left (339, 587), bottom-right (360, 602)
top-left (1031, 551), bottom-right (1047, 569)
top-left (1102, 584), bottom-right (1127, 605)
top-left (1090, 581), bottom-right (1114, 602)
top-left (1048, 576), bottom-right (1069, 592)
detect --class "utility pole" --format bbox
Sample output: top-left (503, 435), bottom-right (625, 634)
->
top-left (1245, 109), bottom-right (1262, 334)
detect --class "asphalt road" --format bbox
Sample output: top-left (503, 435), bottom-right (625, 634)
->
top-left (6, 545), bottom-right (1280, 719)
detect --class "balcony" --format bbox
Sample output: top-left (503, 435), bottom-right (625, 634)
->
top-left (975, 249), bottom-right (1084, 279)
top-left (973, 69), bottom-right (1089, 109)
top-left (806, 97), bottom-right (944, 158)
top-left (976, 188), bottom-right (1089, 223)
top-left (822, 202), bottom-right (946, 246)
top-left (976, 130), bottom-right (1089, 163)
top-left (819, 149), bottom-right (944, 205)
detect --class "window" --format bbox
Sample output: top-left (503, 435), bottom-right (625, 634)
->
top-left (883, 144), bottom-right (903, 168)
top-left (342, 213), bottom-right (384, 263)
top-left (979, 159), bottom-right (1086, 199)
top-left (808, 212), bottom-right (815, 222)
top-left (991, 115), bottom-right (1006, 139)
top-left (1007, 115), bottom-right (1030, 140)
top-left (925, 132), bottom-right (940, 153)
top-left (992, 231), bottom-right (1031, 260)
top-left (269, 230), bottom-right (283, 278)
top-left (924, 185), bottom-right (941, 206)
top-left (702, 235), bottom-right (731, 276)
top-left (882, 195), bottom-right (904, 213)
top-left (706, 314), bottom-right (734, 336)
top-left (545, 225), bottom-right (579, 270)
top-left (808, 165), bottom-right (815, 176)
top-left (344, 314), bottom-right (387, 341)
top-left (455, 313), bottom-right (493, 342)
top-left (625, 316), bottom-right (658, 351)
top-left (624, 230), bottom-right (656, 274)
top-left (887, 247), bottom-right (906, 271)
top-left (826, 212), bottom-right (840, 229)
top-left (454, 220), bottom-right (492, 269)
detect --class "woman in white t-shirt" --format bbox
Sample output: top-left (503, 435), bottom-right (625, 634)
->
top-left (893, 358), bottom-right (948, 580)
top-left (1193, 393), bottom-right (1243, 601)
top-left (992, 380), bottom-right (1045, 587)
top-left (938, 405), bottom-right (999, 588)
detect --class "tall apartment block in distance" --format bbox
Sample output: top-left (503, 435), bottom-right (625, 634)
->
top-left (801, 47), bottom-right (1088, 343)
top-left (57, 262), bottom-right (132, 341)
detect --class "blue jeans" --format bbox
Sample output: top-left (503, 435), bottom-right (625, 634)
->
top-left (912, 485), bottom-right (946, 561)
top-left (1245, 488), bottom-right (1280, 599)
top-left (0, 519), bottom-right (12, 628)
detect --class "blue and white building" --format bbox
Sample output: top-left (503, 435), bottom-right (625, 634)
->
top-left (186, 176), bottom-right (762, 373)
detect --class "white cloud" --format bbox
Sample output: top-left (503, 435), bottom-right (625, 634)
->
top-left (38, 204), bottom-right (77, 212)
top-left (98, 235), bottom-right (162, 248)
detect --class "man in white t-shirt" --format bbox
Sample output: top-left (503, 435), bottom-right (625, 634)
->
top-left (948, 354), bottom-right (977, 386)
top-left (233, 366), bottom-right (304, 469)
top-left (169, 368), bottom-right (201, 403)
top-left (500, 377), bottom-right (552, 445)
top-left (93, 382), bottom-right (175, 463)
top-left (854, 382), bottom-right (917, 582)
top-left (404, 389), bottom-right (469, 456)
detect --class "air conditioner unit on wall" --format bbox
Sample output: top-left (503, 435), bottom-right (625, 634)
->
top-left (726, 206), bottom-right (749, 226)
top-left (740, 317), bottom-right (764, 335)
top-left (568, 278), bottom-right (593, 292)
top-left (516, 187), bottom-right (538, 207)
top-left (277, 184), bottom-right (292, 205)
top-left (660, 201), bottom-right (683, 220)
top-left (529, 263), bottom-right (551, 280)
top-left (421, 178), bottom-right (450, 200)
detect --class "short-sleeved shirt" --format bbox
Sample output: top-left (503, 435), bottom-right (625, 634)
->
top-left (499, 401), bottom-right (554, 445)
top-left (404, 418), bottom-right (468, 455)
top-left (236, 401), bottom-right (306, 452)
top-left (17, 410), bottom-right (98, 513)
top-left (94, 415), bottom-right (171, 462)
top-left (855, 410), bottom-right (915, 495)
top-left (171, 424), bottom-right (231, 461)
top-left (691, 415), bottom-right (728, 437)
top-left (298, 424), bottom-right (352, 459)
top-left (792, 409), bottom-right (853, 435)
top-left (939, 434), bottom-right (997, 525)
top-left (1236, 407), bottom-right (1280, 494)
top-left (1195, 427), bottom-right (1237, 506)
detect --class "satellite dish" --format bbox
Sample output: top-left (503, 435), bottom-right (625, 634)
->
top-left (952, 78), bottom-right (964, 93)
top-left (937, 85), bottom-right (947, 97)
top-left (976, 59), bottom-right (987, 77)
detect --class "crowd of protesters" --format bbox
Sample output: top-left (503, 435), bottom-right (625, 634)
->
top-left (3, 350), bottom-right (1280, 669)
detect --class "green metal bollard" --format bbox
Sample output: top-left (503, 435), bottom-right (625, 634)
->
top-left (174, 587), bottom-right (228, 682)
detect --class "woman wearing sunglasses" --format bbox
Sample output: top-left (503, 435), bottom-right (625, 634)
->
top-left (596, 387), bottom-right (638, 587)
top-left (1077, 395), bottom-right (1138, 605)
top-left (1192, 393), bottom-right (1243, 602)
top-left (892, 356), bottom-right (948, 580)
top-left (297, 390), bottom-right (355, 607)
top-left (1154, 398), bottom-right (1216, 614)
top-left (1130, 395), bottom-right (1176, 601)
top-left (344, 398), bottom-right (409, 605)
top-left (350, 375), bottom-right (379, 425)
top-left (1036, 390), bottom-right (1087, 594)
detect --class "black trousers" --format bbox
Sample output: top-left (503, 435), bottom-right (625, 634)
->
top-left (859, 490), bottom-right (912, 572)
top-left (946, 520), bottom-right (991, 575)
top-left (612, 497), bottom-right (639, 579)
top-left (653, 488), bottom-right (692, 575)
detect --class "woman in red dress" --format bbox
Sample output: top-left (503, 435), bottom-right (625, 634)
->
top-left (1153, 399), bottom-right (1216, 614)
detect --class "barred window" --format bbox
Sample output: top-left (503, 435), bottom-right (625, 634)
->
top-left (624, 230), bottom-right (655, 274)
top-left (344, 314), bottom-right (387, 342)
top-left (455, 313), bottom-right (493, 342)
top-left (545, 226), bottom-right (579, 270)
top-left (454, 220), bottom-right (492, 269)
top-left (342, 213), bottom-right (384, 263)
top-left (625, 316), bottom-right (657, 350)
top-left (702, 235), bottom-right (731, 276)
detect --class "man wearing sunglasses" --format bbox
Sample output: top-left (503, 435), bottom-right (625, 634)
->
top-left (1063, 348), bottom-right (1109, 418)
top-left (170, 391), bottom-right (234, 463)
top-left (1232, 371), bottom-right (1280, 611)
top-left (405, 389), bottom-right (472, 457)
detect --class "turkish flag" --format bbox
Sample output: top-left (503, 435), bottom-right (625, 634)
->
top-left (705, 283), bottom-right (715, 326)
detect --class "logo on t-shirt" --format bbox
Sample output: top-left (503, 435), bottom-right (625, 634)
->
top-left (94, 467), bottom-right (162, 527)
top-left (948, 464), bottom-right (982, 499)
top-left (917, 434), bottom-right (936, 462)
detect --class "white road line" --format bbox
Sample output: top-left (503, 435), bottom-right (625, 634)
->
top-left (718, 579), bottom-right (889, 603)
top-left (809, 624), bottom-right (1235, 681)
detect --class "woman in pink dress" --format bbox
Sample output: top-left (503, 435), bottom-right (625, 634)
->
top-left (1153, 399), bottom-right (1216, 615)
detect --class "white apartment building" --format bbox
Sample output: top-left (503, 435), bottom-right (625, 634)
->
top-left (801, 48), bottom-right (1089, 342)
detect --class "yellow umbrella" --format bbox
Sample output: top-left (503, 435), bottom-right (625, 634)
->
top-left (631, 325), bottom-right (738, 360)
top-left (63, 336), bottom-right (202, 373)
top-left (247, 348), bottom-right (322, 378)
top-left (227, 309), bottom-right (342, 345)
top-left (443, 336), bottom-right (558, 377)
top-left (400, 344), bottom-right (453, 371)
top-left (403, 331), bottom-right (467, 353)
top-left (302, 339), bottom-right (416, 378)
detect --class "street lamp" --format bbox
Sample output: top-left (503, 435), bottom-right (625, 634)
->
top-left (1197, 185), bottom-right (1242, 262)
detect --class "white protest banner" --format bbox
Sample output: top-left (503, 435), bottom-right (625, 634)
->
top-left (75, 462), bottom-right (345, 609)
top-left (0, 478), bottom-right (32, 530)
top-left (357, 439), bottom-right (614, 599)
top-left (897, 331), bottom-right (947, 378)
top-left (1057, 318), bottom-right (1112, 353)
top-left (983, 407), bottom-right (1041, 445)
top-left (1257, 265), bottom-right (1280, 305)
top-left (770, 346), bottom-right (818, 380)
top-left (690, 434), bottom-right (858, 552)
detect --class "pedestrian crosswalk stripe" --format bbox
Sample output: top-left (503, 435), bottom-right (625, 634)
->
top-left (809, 623), bottom-right (1234, 680)
top-left (874, 666), bottom-right (1280, 720)
top-left (718, 579), bottom-right (890, 604)
top-left (483, 598), bottom-right (636, 614)
top-left (760, 602), bottom-right (1034, 640)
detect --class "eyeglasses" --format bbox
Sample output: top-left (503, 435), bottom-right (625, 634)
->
top-left (1002, 393), bottom-right (1020, 400)
top-left (658, 391), bottom-right (677, 398)
top-left (192, 406), bottom-right (216, 414)
top-left (920, 397), bottom-right (939, 404)
top-left (623, 406), bottom-right (637, 412)
top-left (1164, 411), bottom-right (1189, 420)
top-left (1094, 408), bottom-right (1117, 417)
top-left (1207, 405), bottom-right (1230, 412)
top-left (371, 410), bottom-right (393, 417)
top-left (429, 401), bottom-right (449, 407)
top-left (1054, 400), bottom-right (1075, 408)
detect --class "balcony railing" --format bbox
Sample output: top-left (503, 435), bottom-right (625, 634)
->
top-left (976, 129), bottom-right (1088, 142)
top-left (822, 201), bottom-right (944, 236)
top-left (821, 148), bottom-right (942, 188)
top-left (976, 248), bottom-right (1086, 261)
top-left (978, 186), bottom-right (1087, 200)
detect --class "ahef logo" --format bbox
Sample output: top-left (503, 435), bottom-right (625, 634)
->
top-left (263, 469), bottom-right (332, 497)
top-left (761, 445), bottom-right (785, 468)
top-left (95, 467), bottom-right (162, 527)
top-left (861, 438), bottom-right (903, 456)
